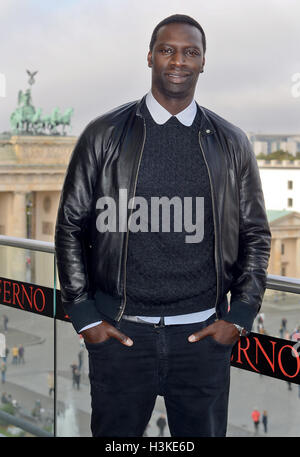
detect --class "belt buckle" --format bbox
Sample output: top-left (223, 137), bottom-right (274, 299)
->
top-left (154, 316), bottom-right (165, 328)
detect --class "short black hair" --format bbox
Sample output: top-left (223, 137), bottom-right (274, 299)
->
top-left (149, 14), bottom-right (206, 54)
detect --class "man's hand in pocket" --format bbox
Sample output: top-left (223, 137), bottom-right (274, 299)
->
top-left (81, 321), bottom-right (133, 346)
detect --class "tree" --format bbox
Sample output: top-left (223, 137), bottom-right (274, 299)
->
top-left (256, 150), bottom-right (295, 161)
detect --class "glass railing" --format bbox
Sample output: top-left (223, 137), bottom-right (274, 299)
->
top-left (228, 288), bottom-right (300, 437)
top-left (0, 235), bottom-right (299, 437)
top-left (0, 237), bottom-right (55, 437)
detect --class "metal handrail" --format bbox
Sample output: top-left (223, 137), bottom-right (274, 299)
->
top-left (0, 409), bottom-right (53, 437)
top-left (0, 235), bottom-right (54, 254)
top-left (1, 235), bottom-right (300, 294)
top-left (267, 274), bottom-right (300, 294)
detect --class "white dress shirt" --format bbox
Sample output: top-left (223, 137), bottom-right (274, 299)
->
top-left (79, 92), bottom-right (215, 332)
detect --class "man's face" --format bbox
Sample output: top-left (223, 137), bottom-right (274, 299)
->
top-left (147, 22), bottom-right (205, 99)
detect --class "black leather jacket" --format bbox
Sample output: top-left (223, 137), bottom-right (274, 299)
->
top-left (55, 96), bottom-right (271, 333)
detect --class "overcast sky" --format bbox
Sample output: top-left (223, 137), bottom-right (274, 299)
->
top-left (1, 0), bottom-right (300, 136)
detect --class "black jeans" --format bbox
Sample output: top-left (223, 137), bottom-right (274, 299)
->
top-left (85, 314), bottom-right (233, 437)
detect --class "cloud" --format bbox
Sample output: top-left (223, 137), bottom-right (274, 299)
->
top-left (1, 0), bottom-right (300, 135)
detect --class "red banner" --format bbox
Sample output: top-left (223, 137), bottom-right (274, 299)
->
top-left (231, 333), bottom-right (300, 384)
top-left (0, 276), bottom-right (69, 322)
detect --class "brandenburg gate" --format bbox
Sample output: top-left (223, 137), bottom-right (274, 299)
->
top-left (0, 71), bottom-right (75, 286)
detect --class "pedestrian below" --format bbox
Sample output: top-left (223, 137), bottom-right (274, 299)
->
top-left (2, 347), bottom-right (9, 363)
top-left (79, 334), bottom-right (84, 349)
top-left (1, 360), bottom-right (7, 384)
top-left (78, 348), bottom-right (84, 371)
top-left (262, 410), bottom-right (268, 433)
top-left (11, 345), bottom-right (19, 365)
top-left (3, 315), bottom-right (8, 333)
top-left (257, 313), bottom-right (264, 332)
top-left (4, 347), bottom-right (9, 363)
top-left (74, 366), bottom-right (81, 390)
top-left (281, 318), bottom-right (287, 331)
top-left (291, 326), bottom-right (300, 342)
top-left (70, 363), bottom-right (78, 389)
top-left (32, 399), bottom-right (42, 419)
top-left (251, 408), bottom-right (260, 434)
top-left (156, 414), bottom-right (167, 436)
top-left (18, 345), bottom-right (25, 364)
top-left (1, 392), bottom-right (8, 404)
top-left (12, 398), bottom-right (20, 414)
top-left (48, 371), bottom-right (55, 396)
top-left (279, 326), bottom-right (284, 339)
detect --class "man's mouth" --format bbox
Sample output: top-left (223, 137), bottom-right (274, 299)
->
top-left (165, 73), bottom-right (190, 83)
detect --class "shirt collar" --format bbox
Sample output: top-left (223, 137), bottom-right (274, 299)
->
top-left (145, 91), bottom-right (197, 127)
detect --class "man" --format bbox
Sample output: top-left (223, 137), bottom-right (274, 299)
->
top-left (55, 14), bottom-right (271, 437)
top-left (156, 414), bottom-right (167, 437)
top-left (251, 408), bottom-right (260, 434)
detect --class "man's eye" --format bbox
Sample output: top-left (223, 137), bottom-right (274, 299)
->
top-left (186, 50), bottom-right (200, 56)
top-left (160, 48), bottom-right (172, 54)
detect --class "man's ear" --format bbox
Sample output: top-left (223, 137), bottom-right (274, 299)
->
top-left (201, 56), bottom-right (206, 73)
top-left (147, 51), bottom-right (153, 68)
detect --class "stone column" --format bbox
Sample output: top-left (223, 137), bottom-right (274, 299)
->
top-left (295, 237), bottom-right (300, 279)
top-left (272, 238), bottom-right (282, 275)
top-left (11, 191), bottom-right (27, 238)
top-left (8, 191), bottom-right (27, 281)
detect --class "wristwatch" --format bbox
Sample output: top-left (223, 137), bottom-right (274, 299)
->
top-left (233, 323), bottom-right (248, 337)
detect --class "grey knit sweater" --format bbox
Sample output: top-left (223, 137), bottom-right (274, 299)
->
top-left (125, 103), bottom-right (217, 316)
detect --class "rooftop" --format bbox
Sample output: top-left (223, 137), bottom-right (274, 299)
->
top-left (267, 209), bottom-right (293, 222)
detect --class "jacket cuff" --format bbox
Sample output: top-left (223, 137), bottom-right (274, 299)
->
top-left (63, 299), bottom-right (104, 334)
top-left (221, 300), bottom-right (258, 333)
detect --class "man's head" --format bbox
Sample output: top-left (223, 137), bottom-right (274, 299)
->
top-left (147, 14), bottom-right (206, 103)
top-left (149, 14), bottom-right (206, 54)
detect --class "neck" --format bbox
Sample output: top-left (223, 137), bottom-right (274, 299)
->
top-left (151, 88), bottom-right (194, 115)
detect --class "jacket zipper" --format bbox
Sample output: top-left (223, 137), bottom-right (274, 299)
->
top-left (198, 132), bottom-right (220, 319)
top-left (116, 118), bottom-right (147, 322)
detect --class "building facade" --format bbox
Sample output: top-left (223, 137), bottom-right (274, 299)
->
top-left (258, 160), bottom-right (300, 212)
top-left (0, 134), bottom-right (76, 286)
top-left (0, 134), bottom-right (76, 240)
top-left (248, 133), bottom-right (300, 156)
top-left (267, 210), bottom-right (300, 279)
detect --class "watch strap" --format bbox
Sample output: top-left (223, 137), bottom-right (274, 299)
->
top-left (233, 323), bottom-right (248, 336)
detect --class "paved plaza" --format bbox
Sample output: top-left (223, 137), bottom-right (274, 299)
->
top-left (0, 290), bottom-right (299, 437)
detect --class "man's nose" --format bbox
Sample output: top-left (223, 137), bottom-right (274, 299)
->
top-left (170, 51), bottom-right (186, 66)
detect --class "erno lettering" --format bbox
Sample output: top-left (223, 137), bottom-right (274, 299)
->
top-left (231, 333), bottom-right (300, 384)
top-left (0, 279), bottom-right (46, 314)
